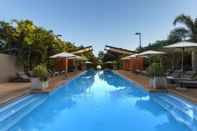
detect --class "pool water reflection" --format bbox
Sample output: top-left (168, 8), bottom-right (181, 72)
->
top-left (12, 70), bottom-right (191, 131)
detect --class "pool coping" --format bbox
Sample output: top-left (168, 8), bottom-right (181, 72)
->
top-left (114, 70), bottom-right (197, 105)
top-left (4, 69), bottom-right (197, 131)
top-left (49, 70), bottom-right (87, 95)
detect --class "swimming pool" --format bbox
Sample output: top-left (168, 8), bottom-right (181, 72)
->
top-left (6, 70), bottom-right (197, 130)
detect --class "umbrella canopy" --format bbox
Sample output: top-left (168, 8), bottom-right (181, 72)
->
top-left (138, 50), bottom-right (166, 56)
top-left (121, 54), bottom-right (139, 60)
top-left (138, 50), bottom-right (166, 66)
top-left (105, 61), bottom-right (113, 64)
top-left (164, 41), bottom-right (197, 72)
top-left (50, 52), bottom-right (80, 73)
top-left (121, 53), bottom-right (148, 60)
top-left (50, 52), bottom-right (77, 59)
top-left (85, 61), bottom-right (92, 64)
top-left (164, 41), bottom-right (197, 48)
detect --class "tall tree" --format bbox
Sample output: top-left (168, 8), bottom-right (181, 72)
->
top-left (0, 19), bottom-right (95, 71)
top-left (172, 14), bottom-right (197, 71)
top-left (173, 14), bottom-right (197, 42)
top-left (168, 28), bottom-right (188, 42)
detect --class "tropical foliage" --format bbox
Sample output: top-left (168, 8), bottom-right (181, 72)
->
top-left (140, 14), bottom-right (197, 51)
top-left (33, 64), bottom-right (48, 81)
top-left (97, 14), bottom-right (197, 70)
top-left (147, 63), bottom-right (165, 77)
top-left (172, 14), bottom-right (197, 42)
top-left (0, 19), bottom-right (95, 71)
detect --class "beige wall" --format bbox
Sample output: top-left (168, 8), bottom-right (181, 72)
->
top-left (0, 54), bottom-right (19, 83)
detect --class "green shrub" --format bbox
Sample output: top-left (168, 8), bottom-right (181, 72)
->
top-left (147, 63), bottom-right (164, 77)
top-left (33, 64), bottom-right (48, 81)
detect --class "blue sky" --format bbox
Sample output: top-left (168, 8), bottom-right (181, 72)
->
top-left (0, 0), bottom-right (197, 55)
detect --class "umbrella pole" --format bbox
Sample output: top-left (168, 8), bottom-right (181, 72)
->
top-left (182, 48), bottom-right (184, 73)
top-left (65, 58), bottom-right (68, 78)
top-left (160, 55), bottom-right (162, 65)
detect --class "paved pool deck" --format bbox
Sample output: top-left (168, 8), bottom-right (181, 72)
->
top-left (116, 70), bottom-right (150, 89)
top-left (0, 71), bottom-right (83, 105)
top-left (116, 70), bottom-right (197, 103)
top-left (0, 82), bottom-right (31, 105)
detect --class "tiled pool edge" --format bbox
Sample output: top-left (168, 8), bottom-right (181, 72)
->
top-left (114, 70), bottom-right (196, 104)
top-left (3, 70), bottom-right (197, 131)
top-left (0, 70), bottom-right (88, 131)
top-left (49, 70), bottom-right (88, 95)
top-left (113, 70), bottom-right (197, 131)
top-left (112, 70), bottom-right (151, 92)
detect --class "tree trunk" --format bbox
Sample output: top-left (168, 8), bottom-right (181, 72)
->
top-left (192, 51), bottom-right (197, 72)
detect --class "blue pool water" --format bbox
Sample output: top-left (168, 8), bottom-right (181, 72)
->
top-left (10, 70), bottom-right (197, 131)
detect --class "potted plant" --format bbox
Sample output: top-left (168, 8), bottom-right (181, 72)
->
top-left (31, 64), bottom-right (48, 89)
top-left (147, 63), bottom-right (167, 89)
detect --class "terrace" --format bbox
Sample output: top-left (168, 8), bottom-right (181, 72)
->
top-left (103, 44), bottom-right (197, 103)
top-left (117, 70), bottom-right (197, 103)
top-left (0, 46), bottom-right (92, 105)
top-left (0, 71), bottom-right (82, 105)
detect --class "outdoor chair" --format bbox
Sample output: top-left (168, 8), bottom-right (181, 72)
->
top-left (166, 70), bottom-right (184, 84)
top-left (52, 70), bottom-right (59, 76)
top-left (48, 70), bottom-right (54, 77)
top-left (141, 70), bottom-right (148, 76)
top-left (61, 70), bottom-right (65, 75)
top-left (176, 80), bottom-right (197, 88)
top-left (27, 71), bottom-right (33, 77)
top-left (134, 69), bottom-right (141, 74)
top-left (167, 70), bottom-right (196, 87)
top-left (11, 72), bottom-right (31, 82)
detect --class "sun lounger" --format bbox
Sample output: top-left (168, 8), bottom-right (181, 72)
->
top-left (141, 70), bottom-right (148, 76)
top-left (27, 71), bottom-right (33, 77)
top-left (134, 69), bottom-right (141, 74)
top-left (176, 80), bottom-right (197, 88)
top-left (11, 72), bottom-right (31, 82)
top-left (166, 70), bottom-right (195, 84)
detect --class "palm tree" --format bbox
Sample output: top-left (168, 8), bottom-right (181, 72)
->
top-left (172, 14), bottom-right (197, 71)
top-left (168, 28), bottom-right (189, 42)
top-left (173, 14), bottom-right (197, 42)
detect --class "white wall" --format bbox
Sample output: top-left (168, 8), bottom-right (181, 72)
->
top-left (0, 54), bottom-right (18, 82)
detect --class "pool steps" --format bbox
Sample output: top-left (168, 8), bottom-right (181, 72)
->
top-left (152, 93), bottom-right (197, 131)
top-left (0, 94), bottom-right (47, 131)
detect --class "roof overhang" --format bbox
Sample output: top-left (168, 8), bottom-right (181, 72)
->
top-left (72, 46), bottom-right (93, 54)
top-left (105, 45), bottom-right (135, 55)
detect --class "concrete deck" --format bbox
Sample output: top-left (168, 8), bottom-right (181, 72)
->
top-left (0, 82), bottom-right (31, 105)
top-left (116, 70), bottom-right (152, 90)
top-left (116, 70), bottom-right (197, 103)
top-left (0, 71), bottom-right (83, 105)
top-left (168, 87), bottom-right (197, 103)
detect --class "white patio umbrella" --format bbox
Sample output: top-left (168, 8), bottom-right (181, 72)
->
top-left (50, 52), bottom-right (78, 74)
top-left (50, 52), bottom-right (77, 59)
top-left (105, 61), bottom-right (113, 64)
top-left (85, 61), bottom-right (92, 64)
top-left (138, 50), bottom-right (166, 66)
top-left (121, 53), bottom-right (147, 60)
top-left (138, 50), bottom-right (166, 56)
top-left (121, 54), bottom-right (138, 60)
top-left (164, 41), bottom-right (197, 72)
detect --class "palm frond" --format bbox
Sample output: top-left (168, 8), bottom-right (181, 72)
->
top-left (173, 14), bottom-right (194, 30)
